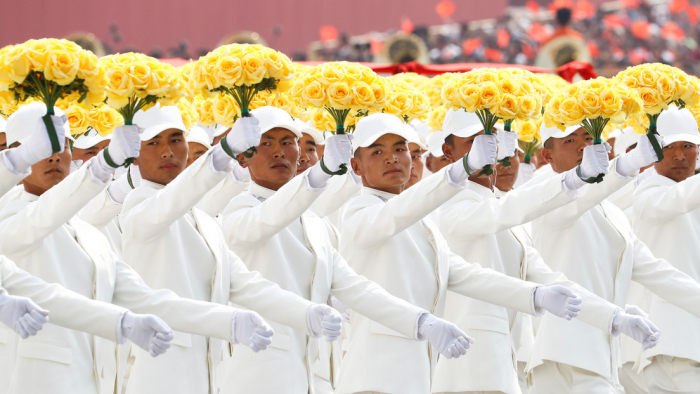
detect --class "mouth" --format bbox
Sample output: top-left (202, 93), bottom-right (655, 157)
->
top-left (271, 163), bottom-right (289, 170)
top-left (672, 166), bottom-right (687, 171)
top-left (44, 168), bottom-right (62, 175)
top-left (384, 167), bottom-right (403, 175)
top-left (159, 162), bottom-right (178, 170)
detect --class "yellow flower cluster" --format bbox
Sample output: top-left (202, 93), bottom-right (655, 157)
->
top-left (425, 73), bottom-right (456, 107)
top-left (389, 73), bottom-right (430, 93)
top-left (212, 93), bottom-right (241, 127)
top-left (187, 44), bottom-right (293, 97)
top-left (614, 63), bottom-right (700, 115)
top-left (545, 77), bottom-right (643, 129)
top-left (515, 118), bottom-right (542, 143)
top-left (379, 78), bottom-right (431, 123)
top-left (99, 53), bottom-right (185, 111)
top-left (177, 97), bottom-right (200, 131)
top-left (685, 103), bottom-right (700, 132)
top-left (62, 103), bottom-right (123, 137)
top-left (427, 105), bottom-right (448, 132)
top-left (264, 92), bottom-right (300, 118)
top-left (536, 74), bottom-right (570, 93)
top-left (0, 91), bottom-right (35, 117)
top-left (192, 94), bottom-right (216, 127)
top-left (441, 68), bottom-right (544, 121)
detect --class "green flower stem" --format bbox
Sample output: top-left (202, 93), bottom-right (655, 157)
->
top-left (324, 107), bottom-right (351, 135)
top-left (472, 108), bottom-right (499, 176)
top-left (646, 113), bottom-right (663, 162)
top-left (499, 119), bottom-right (514, 167)
top-left (580, 116), bottom-right (610, 182)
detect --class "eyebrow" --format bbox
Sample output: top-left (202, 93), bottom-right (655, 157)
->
top-left (170, 131), bottom-right (184, 137)
top-left (394, 140), bottom-right (407, 146)
top-left (367, 143), bottom-right (386, 149)
top-left (304, 140), bottom-right (316, 146)
top-left (411, 148), bottom-right (421, 153)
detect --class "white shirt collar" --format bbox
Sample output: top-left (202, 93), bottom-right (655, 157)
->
top-left (249, 181), bottom-right (278, 201)
top-left (140, 179), bottom-right (166, 190)
top-left (361, 186), bottom-right (398, 202)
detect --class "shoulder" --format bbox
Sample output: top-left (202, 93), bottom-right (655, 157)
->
top-left (0, 199), bottom-right (31, 225)
top-left (122, 186), bottom-right (158, 214)
top-left (222, 191), bottom-right (263, 216)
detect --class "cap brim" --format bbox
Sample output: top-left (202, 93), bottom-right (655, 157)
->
top-left (141, 123), bottom-right (189, 141)
top-left (261, 123), bottom-right (303, 139)
top-left (353, 129), bottom-right (413, 153)
top-left (300, 129), bottom-right (325, 144)
top-left (73, 134), bottom-right (110, 149)
top-left (408, 140), bottom-right (429, 151)
top-left (445, 123), bottom-right (483, 139)
top-left (663, 134), bottom-right (700, 145)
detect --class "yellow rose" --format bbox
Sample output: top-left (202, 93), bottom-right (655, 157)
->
top-left (343, 64), bottom-right (364, 84)
top-left (25, 40), bottom-right (50, 72)
top-left (497, 78), bottom-right (522, 96)
top-left (77, 50), bottom-right (100, 81)
top-left (86, 89), bottom-right (106, 106)
top-left (327, 81), bottom-right (353, 109)
top-left (352, 81), bottom-right (374, 108)
top-left (248, 91), bottom-right (268, 110)
top-left (385, 91), bottom-right (412, 117)
top-left (478, 82), bottom-right (500, 109)
top-left (657, 74), bottom-right (675, 103)
top-left (680, 76), bottom-right (700, 106)
top-left (587, 78), bottom-right (607, 93)
top-left (599, 88), bottom-right (622, 119)
top-left (5, 46), bottom-right (31, 84)
top-left (494, 93), bottom-right (519, 119)
top-left (146, 65), bottom-right (172, 96)
top-left (638, 86), bottom-right (664, 115)
top-left (261, 49), bottom-right (290, 80)
top-left (197, 95), bottom-right (216, 126)
top-left (64, 105), bottom-right (90, 136)
top-left (88, 105), bottom-right (123, 136)
top-left (559, 97), bottom-right (585, 125)
top-left (428, 105), bottom-right (447, 132)
top-left (440, 79), bottom-right (459, 107)
top-left (408, 93), bottom-right (430, 122)
top-left (544, 110), bottom-right (564, 130)
top-left (44, 49), bottom-right (79, 86)
top-left (578, 91), bottom-right (602, 117)
top-left (213, 94), bottom-right (241, 127)
top-left (517, 96), bottom-right (540, 120)
top-left (457, 83), bottom-right (480, 112)
top-left (476, 70), bottom-right (498, 84)
top-left (214, 56), bottom-right (243, 87)
top-left (516, 119), bottom-right (539, 142)
top-left (639, 68), bottom-right (660, 88)
top-left (301, 80), bottom-right (326, 107)
top-left (310, 108), bottom-right (335, 131)
top-left (561, 84), bottom-right (581, 99)
top-left (127, 61), bottom-right (152, 91)
top-left (240, 52), bottom-right (266, 85)
top-left (105, 66), bottom-right (132, 98)
top-left (370, 79), bottom-right (389, 110)
top-left (319, 64), bottom-right (345, 86)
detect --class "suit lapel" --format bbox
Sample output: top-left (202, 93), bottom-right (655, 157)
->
top-left (69, 217), bottom-right (115, 302)
top-left (423, 219), bottom-right (449, 297)
top-left (192, 208), bottom-right (226, 305)
top-left (300, 213), bottom-right (330, 305)
top-left (509, 227), bottom-right (529, 281)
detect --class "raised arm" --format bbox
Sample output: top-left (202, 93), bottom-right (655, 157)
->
top-left (0, 151), bottom-right (27, 198)
top-left (195, 170), bottom-right (248, 217)
top-left (309, 172), bottom-right (362, 219)
top-left (634, 175), bottom-right (700, 223)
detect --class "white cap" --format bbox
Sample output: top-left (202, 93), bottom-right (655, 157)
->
top-left (250, 106), bottom-right (302, 138)
top-left (352, 113), bottom-right (413, 153)
top-left (134, 104), bottom-right (188, 141)
top-left (403, 123), bottom-right (428, 150)
top-left (540, 123), bottom-right (582, 146)
top-left (186, 126), bottom-right (213, 150)
top-left (442, 108), bottom-right (483, 139)
top-left (658, 105), bottom-right (700, 145)
top-left (198, 123), bottom-right (229, 143)
top-left (73, 128), bottom-right (111, 150)
top-left (427, 131), bottom-right (445, 157)
top-left (293, 118), bottom-right (324, 144)
top-left (613, 127), bottom-right (640, 154)
top-left (6, 102), bottom-right (74, 146)
top-left (0, 116), bottom-right (6, 134)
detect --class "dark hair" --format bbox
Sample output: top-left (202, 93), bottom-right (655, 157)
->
top-left (444, 134), bottom-right (455, 147)
top-left (556, 8), bottom-right (572, 26)
top-left (543, 138), bottom-right (555, 150)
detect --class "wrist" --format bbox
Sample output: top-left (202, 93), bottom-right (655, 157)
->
top-left (5, 148), bottom-right (33, 175)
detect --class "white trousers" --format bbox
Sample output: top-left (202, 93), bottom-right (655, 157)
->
top-left (619, 362), bottom-right (649, 394)
top-left (643, 355), bottom-right (700, 394)
top-left (532, 361), bottom-right (617, 394)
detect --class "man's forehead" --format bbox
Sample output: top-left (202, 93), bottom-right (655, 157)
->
top-left (149, 128), bottom-right (184, 140)
top-left (264, 127), bottom-right (298, 139)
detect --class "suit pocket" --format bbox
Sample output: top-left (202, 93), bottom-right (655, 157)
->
top-left (20, 341), bottom-right (73, 365)
top-left (172, 331), bottom-right (192, 348)
top-left (268, 321), bottom-right (291, 351)
top-left (0, 326), bottom-right (9, 344)
top-left (466, 315), bottom-right (510, 335)
top-left (370, 321), bottom-right (410, 339)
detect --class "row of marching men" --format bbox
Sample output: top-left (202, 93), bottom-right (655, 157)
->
top-left (0, 100), bottom-right (699, 394)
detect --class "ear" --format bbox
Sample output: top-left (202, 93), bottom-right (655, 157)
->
top-left (133, 158), bottom-right (139, 166)
top-left (237, 153), bottom-right (250, 169)
top-left (540, 148), bottom-right (554, 165)
top-left (351, 157), bottom-right (362, 176)
top-left (442, 143), bottom-right (456, 163)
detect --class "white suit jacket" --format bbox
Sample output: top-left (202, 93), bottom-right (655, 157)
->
top-left (337, 169), bottom-right (541, 394)
top-left (528, 162), bottom-right (700, 379)
top-left (120, 151), bottom-right (313, 394)
top-left (0, 161), bottom-right (238, 394)
top-left (79, 187), bottom-right (124, 259)
top-left (633, 171), bottom-right (700, 367)
top-left (221, 173), bottom-right (425, 394)
top-left (309, 172), bottom-right (361, 228)
top-left (0, 151), bottom-right (26, 199)
top-left (432, 178), bottom-right (620, 394)
top-left (195, 171), bottom-right (248, 217)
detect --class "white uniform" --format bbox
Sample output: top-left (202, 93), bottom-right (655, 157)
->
top-left (120, 151), bottom-right (314, 394)
top-left (309, 172), bottom-right (362, 228)
top-left (195, 171), bottom-right (248, 217)
top-left (528, 162), bottom-right (700, 393)
top-left (221, 173), bottom-right (425, 394)
top-left (337, 169), bottom-right (542, 394)
top-left (0, 150), bottom-right (26, 198)
top-left (633, 171), bottom-right (700, 393)
top-left (433, 177), bottom-right (621, 394)
top-left (0, 160), bottom-right (238, 394)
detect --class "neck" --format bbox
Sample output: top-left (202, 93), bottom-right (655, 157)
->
top-left (362, 178), bottom-right (403, 194)
top-left (469, 174), bottom-right (494, 190)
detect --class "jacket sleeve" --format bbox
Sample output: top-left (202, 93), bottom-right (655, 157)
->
top-left (0, 158), bottom-right (107, 256)
top-left (309, 173), bottom-right (362, 219)
top-left (447, 253), bottom-right (540, 315)
top-left (634, 175), bottom-right (700, 223)
top-left (111, 259), bottom-right (235, 342)
top-left (195, 172), bottom-right (248, 217)
top-left (524, 245), bottom-right (620, 332)
top-left (78, 187), bottom-right (123, 230)
top-left (341, 168), bottom-right (465, 249)
top-left (439, 174), bottom-right (574, 240)
top-left (0, 151), bottom-right (27, 198)
top-left (631, 236), bottom-right (700, 319)
top-left (537, 159), bottom-right (633, 230)
top-left (0, 256), bottom-right (124, 342)
top-left (120, 151), bottom-right (227, 243)
top-left (227, 250), bottom-right (313, 335)
top-left (329, 250), bottom-right (425, 339)
top-left (221, 171), bottom-right (325, 248)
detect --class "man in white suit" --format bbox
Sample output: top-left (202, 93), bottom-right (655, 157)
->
top-left (119, 105), bottom-right (345, 394)
top-left (221, 107), bottom-right (473, 394)
top-left (337, 113), bottom-right (587, 394)
top-left (0, 103), bottom-right (277, 394)
top-left (431, 109), bottom-right (660, 394)
top-left (527, 122), bottom-right (700, 393)
top-left (633, 106), bottom-right (700, 393)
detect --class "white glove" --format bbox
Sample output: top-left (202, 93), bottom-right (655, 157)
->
top-left (497, 131), bottom-right (518, 161)
top-left (616, 134), bottom-right (664, 177)
top-left (418, 314), bottom-right (474, 359)
top-left (563, 144), bottom-right (610, 190)
top-left (514, 162), bottom-right (535, 188)
top-left (533, 285), bottom-right (582, 320)
top-left (231, 310), bottom-right (274, 353)
top-left (6, 114), bottom-right (67, 174)
top-left (231, 161), bottom-right (251, 182)
top-left (611, 311), bottom-right (661, 351)
top-left (321, 134), bottom-right (353, 173)
top-left (106, 125), bottom-right (142, 167)
top-left (329, 296), bottom-right (351, 323)
top-left (121, 312), bottom-right (173, 357)
top-left (625, 304), bottom-right (649, 318)
top-left (224, 116), bottom-right (262, 155)
top-left (466, 134), bottom-right (498, 173)
top-left (107, 166), bottom-right (141, 203)
top-left (307, 304), bottom-right (342, 342)
top-left (0, 290), bottom-right (49, 339)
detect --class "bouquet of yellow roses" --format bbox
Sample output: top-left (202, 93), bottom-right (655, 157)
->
top-left (514, 118), bottom-right (542, 164)
top-left (441, 68), bottom-right (544, 175)
top-left (0, 39), bottom-right (107, 153)
top-left (614, 64), bottom-right (700, 160)
top-left (379, 77), bottom-right (431, 123)
top-left (425, 73), bottom-right (456, 107)
top-left (60, 103), bottom-right (123, 138)
top-left (427, 105), bottom-right (448, 132)
top-left (177, 97), bottom-right (200, 131)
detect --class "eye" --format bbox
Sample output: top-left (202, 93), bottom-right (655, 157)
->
top-left (372, 150), bottom-right (382, 155)
top-left (148, 141), bottom-right (158, 146)
top-left (261, 141), bottom-right (272, 146)
top-left (172, 139), bottom-right (182, 143)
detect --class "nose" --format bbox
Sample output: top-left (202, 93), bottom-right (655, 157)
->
top-left (47, 153), bottom-right (61, 162)
top-left (161, 145), bottom-right (174, 159)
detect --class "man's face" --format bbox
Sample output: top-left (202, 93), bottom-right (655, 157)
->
top-left (316, 143), bottom-right (325, 159)
top-left (541, 128), bottom-right (593, 173)
top-left (442, 130), bottom-right (495, 189)
top-left (186, 142), bottom-right (208, 167)
top-left (297, 132), bottom-right (318, 175)
top-left (534, 149), bottom-right (547, 169)
top-left (137, 129), bottom-right (188, 186)
top-left (405, 142), bottom-right (424, 189)
top-left (654, 140), bottom-right (698, 183)
top-left (72, 140), bottom-right (110, 163)
top-left (496, 151), bottom-right (520, 192)
top-left (351, 133), bottom-right (411, 195)
top-left (606, 137), bottom-right (616, 160)
top-left (0, 132), bottom-right (7, 152)
top-left (240, 128), bottom-right (299, 191)
top-left (18, 138), bottom-right (72, 196)
top-left (212, 129), bottom-right (231, 146)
